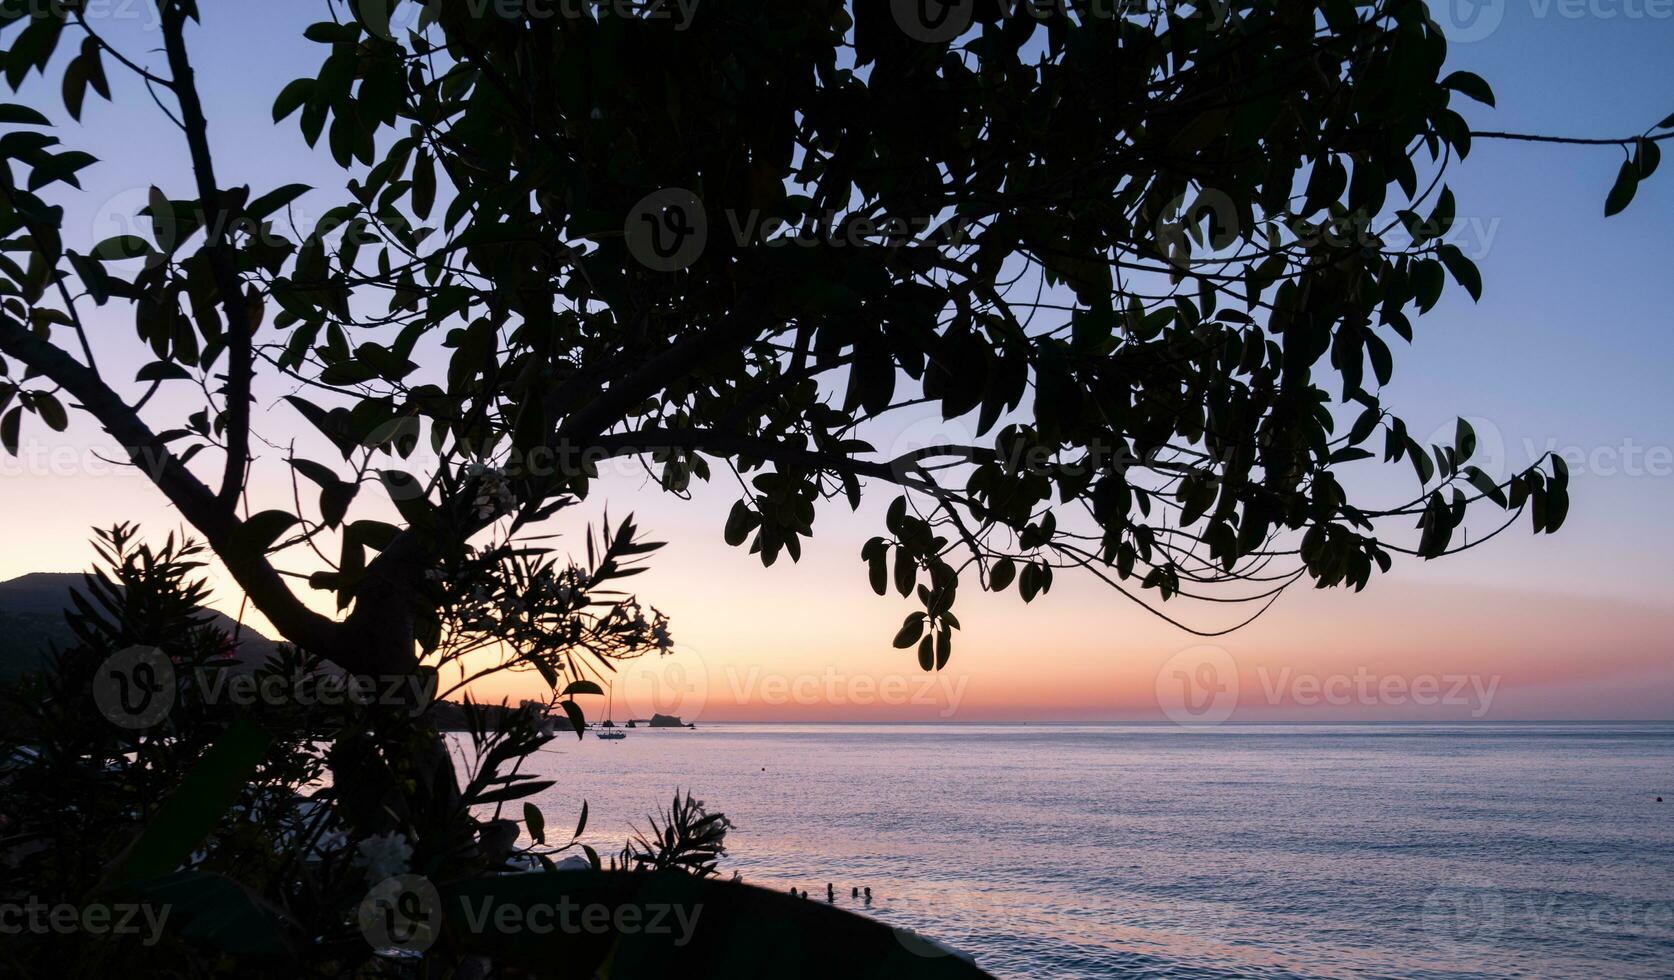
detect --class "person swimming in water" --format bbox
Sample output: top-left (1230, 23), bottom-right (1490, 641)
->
top-left (863, 887), bottom-right (872, 903)
top-left (851, 886), bottom-right (859, 898)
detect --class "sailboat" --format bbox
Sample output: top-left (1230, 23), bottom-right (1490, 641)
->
top-left (595, 680), bottom-right (626, 740)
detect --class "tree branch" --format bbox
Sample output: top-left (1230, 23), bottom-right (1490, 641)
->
top-left (1470, 129), bottom-right (1673, 147)
top-left (590, 428), bottom-right (984, 491)
top-left (160, 4), bottom-right (254, 513)
top-left (0, 315), bottom-right (343, 659)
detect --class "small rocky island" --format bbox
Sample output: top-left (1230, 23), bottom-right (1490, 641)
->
top-left (624, 713), bottom-right (696, 729)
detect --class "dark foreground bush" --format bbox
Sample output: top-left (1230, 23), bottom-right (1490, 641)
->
top-left (0, 528), bottom-right (987, 978)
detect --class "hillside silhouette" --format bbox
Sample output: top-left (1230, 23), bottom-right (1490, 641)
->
top-left (0, 572), bottom-right (281, 680)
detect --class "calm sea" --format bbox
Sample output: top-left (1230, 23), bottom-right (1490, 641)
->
top-left (483, 723), bottom-right (1674, 978)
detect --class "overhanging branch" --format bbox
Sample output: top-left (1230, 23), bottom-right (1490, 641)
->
top-left (161, 4), bottom-right (255, 513)
top-left (0, 316), bottom-right (343, 661)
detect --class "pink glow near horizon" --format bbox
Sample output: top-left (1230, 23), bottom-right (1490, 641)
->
top-left (5, 431), bottom-right (1673, 722)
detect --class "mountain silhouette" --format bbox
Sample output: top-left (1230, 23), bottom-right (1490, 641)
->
top-left (0, 572), bottom-right (282, 681)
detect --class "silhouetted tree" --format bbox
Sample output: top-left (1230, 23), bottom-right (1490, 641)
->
top-left (0, 0), bottom-right (1662, 791)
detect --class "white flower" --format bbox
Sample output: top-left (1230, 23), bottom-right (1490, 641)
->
top-left (356, 831), bottom-right (414, 883)
top-left (313, 827), bottom-right (349, 858)
top-left (466, 461), bottom-right (516, 520)
top-left (553, 854), bottom-right (591, 872)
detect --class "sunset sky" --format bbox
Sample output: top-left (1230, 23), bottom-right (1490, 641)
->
top-left (2, 3), bottom-right (1671, 722)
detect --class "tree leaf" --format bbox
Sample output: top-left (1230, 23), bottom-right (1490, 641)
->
top-left (473, 780), bottom-right (557, 806)
top-left (892, 613), bottom-right (925, 649)
top-left (284, 395), bottom-right (358, 458)
top-left (32, 391), bottom-right (67, 431)
top-left (1436, 244), bottom-right (1482, 302)
top-left (1454, 418), bottom-right (1477, 462)
top-left (90, 235), bottom-right (152, 261)
top-left (1, 406), bottom-right (20, 456)
top-left (115, 720), bottom-right (272, 882)
top-left (232, 510), bottom-right (299, 554)
top-left (320, 481), bottom-right (359, 527)
top-left (135, 361), bottom-right (192, 382)
top-left (1440, 71), bottom-right (1495, 108)
top-left (247, 183), bottom-right (311, 221)
top-left (412, 149), bottom-right (436, 219)
top-left (1463, 466), bottom-right (1507, 508)
top-left (303, 21), bottom-right (360, 43)
top-left (559, 699), bottom-right (586, 739)
top-left (867, 551), bottom-right (888, 596)
top-left (272, 77), bottom-right (314, 123)
top-left (892, 547), bottom-right (914, 597)
top-left (1604, 159), bottom-right (1639, 217)
top-left (1633, 137), bottom-right (1661, 180)
top-left (524, 802), bottom-right (546, 845)
top-left (0, 103), bottom-right (51, 126)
